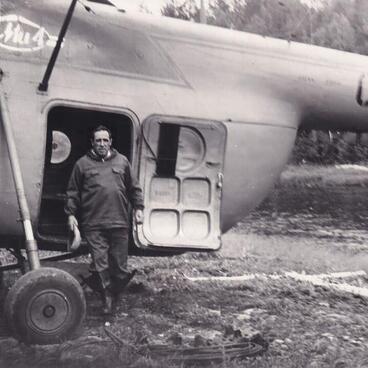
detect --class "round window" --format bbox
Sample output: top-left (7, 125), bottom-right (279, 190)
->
top-left (176, 127), bottom-right (205, 172)
top-left (51, 131), bottom-right (72, 164)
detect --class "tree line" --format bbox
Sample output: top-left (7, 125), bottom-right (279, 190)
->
top-left (161, 0), bottom-right (368, 164)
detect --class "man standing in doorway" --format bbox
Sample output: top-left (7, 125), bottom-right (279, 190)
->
top-left (65, 125), bottom-right (144, 315)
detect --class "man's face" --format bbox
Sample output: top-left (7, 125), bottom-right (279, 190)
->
top-left (91, 130), bottom-right (112, 158)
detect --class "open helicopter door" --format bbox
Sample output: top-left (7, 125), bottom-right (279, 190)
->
top-left (134, 116), bottom-right (226, 251)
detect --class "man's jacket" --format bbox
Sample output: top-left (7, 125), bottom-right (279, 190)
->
top-left (65, 149), bottom-right (144, 232)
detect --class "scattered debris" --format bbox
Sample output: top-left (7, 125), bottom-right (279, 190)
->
top-left (146, 341), bottom-right (265, 364)
top-left (103, 326), bottom-right (266, 365)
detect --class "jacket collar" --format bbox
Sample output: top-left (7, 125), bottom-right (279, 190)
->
top-left (87, 148), bottom-right (117, 162)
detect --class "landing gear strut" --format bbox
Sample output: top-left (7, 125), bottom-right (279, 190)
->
top-left (1, 90), bottom-right (86, 344)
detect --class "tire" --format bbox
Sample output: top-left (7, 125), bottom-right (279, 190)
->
top-left (4, 267), bottom-right (86, 345)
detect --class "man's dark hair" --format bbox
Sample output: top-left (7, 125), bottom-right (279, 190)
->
top-left (91, 125), bottom-right (112, 140)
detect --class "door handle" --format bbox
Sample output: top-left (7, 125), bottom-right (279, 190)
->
top-left (217, 172), bottom-right (223, 190)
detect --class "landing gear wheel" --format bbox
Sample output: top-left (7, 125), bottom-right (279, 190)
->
top-left (5, 267), bottom-right (86, 345)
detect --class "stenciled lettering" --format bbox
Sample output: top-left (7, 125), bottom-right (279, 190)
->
top-left (0, 14), bottom-right (59, 52)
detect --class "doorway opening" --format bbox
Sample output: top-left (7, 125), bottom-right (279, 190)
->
top-left (38, 106), bottom-right (134, 239)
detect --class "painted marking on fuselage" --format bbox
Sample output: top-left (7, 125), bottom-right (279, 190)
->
top-left (0, 14), bottom-right (59, 52)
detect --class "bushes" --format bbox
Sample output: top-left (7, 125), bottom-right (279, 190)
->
top-left (291, 130), bottom-right (368, 164)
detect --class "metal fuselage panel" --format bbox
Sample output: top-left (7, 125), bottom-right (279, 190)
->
top-left (1, 0), bottom-right (368, 238)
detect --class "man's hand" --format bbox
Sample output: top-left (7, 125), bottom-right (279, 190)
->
top-left (68, 215), bottom-right (78, 231)
top-left (134, 209), bottom-right (144, 224)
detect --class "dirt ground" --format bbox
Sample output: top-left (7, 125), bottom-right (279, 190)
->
top-left (1, 230), bottom-right (368, 368)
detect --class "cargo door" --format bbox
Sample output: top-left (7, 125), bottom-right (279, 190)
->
top-left (135, 116), bottom-right (226, 250)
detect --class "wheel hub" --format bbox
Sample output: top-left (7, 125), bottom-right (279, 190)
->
top-left (43, 305), bottom-right (56, 318)
top-left (27, 289), bottom-right (71, 333)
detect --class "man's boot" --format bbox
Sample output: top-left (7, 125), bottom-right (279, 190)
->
top-left (112, 269), bottom-right (137, 296)
top-left (101, 288), bottom-right (113, 315)
top-left (97, 271), bottom-right (113, 315)
top-left (79, 272), bottom-right (103, 293)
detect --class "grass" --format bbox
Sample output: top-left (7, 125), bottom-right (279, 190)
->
top-left (1, 234), bottom-right (368, 368)
top-left (279, 164), bottom-right (368, 187)
top-left (1, 164), bottom-right (368, 367)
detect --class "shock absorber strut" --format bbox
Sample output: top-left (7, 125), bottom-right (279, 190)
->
top-left (0, 89), bottom-right (40, 270)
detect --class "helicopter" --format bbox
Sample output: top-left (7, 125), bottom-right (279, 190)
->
top-left (1, 0), bottom-right (368, 344)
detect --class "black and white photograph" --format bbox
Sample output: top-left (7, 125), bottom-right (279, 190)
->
top-left (1, 0), bottom-right (368, 366)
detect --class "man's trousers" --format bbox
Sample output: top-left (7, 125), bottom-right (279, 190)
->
top-left (84, 227), bottom-right (130, 290)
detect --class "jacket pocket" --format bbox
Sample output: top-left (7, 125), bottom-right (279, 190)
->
top-left (84, 169), bottom-right (100, 187)
top-left (112, 167), bottom-right (126, 189)
top-left (86, 169), bottom-right (99, 177)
